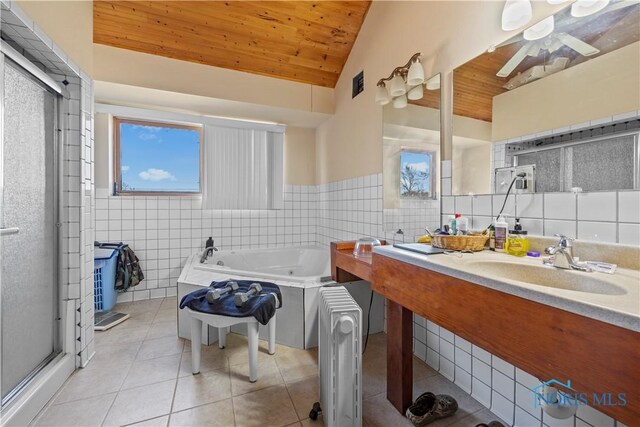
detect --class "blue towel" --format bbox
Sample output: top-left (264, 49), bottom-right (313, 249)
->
top-left (179, 280), bottom-right (282, 325)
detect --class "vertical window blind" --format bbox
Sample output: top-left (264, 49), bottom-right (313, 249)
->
top-left (203, 125), bottom-right (284, 209)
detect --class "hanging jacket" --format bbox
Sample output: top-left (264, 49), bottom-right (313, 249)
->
top-left (95, 242), bottom-right (144, 291)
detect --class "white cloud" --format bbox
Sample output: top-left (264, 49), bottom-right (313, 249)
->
top-left (121, 165), bottom-right (130, 172)
top-left (138, 132), bottom-right (159, 141)
top-left (138, 168), bottom-right (176, 181)
top-left (404, 162), bottom-right (428, 172)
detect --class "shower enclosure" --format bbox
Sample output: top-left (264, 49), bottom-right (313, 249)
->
top-left (0, 42), bottom-right (71, 421)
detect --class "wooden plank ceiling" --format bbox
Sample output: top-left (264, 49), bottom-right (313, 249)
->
top-left (93, 1), bottom-right (371, 88)
top-left (452, 4), bottom-right (639, 123)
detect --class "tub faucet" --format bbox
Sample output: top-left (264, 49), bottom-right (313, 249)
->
top-left (544, 235), bottom-right (592, 272)
top-left (199, 242), bottom-right (219, 263)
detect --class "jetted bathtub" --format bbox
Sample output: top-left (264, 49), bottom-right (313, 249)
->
top-left (177, 245), bottom-right (384, 349)
top-left (194, 246), bottom-right (332, 283)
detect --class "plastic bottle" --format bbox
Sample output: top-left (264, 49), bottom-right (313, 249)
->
top-left (506, 218), bottom-right (529, 256)
top-left (494, 215), bottom-right (508, 253)
top-left (457, 216), bottom-right (469, 235)
top-left (205, 236), bottom-right (214, 249)
top-left (450, 213), bottom-right (460, 235)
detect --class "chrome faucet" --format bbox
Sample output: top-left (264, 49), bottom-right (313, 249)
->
top-left (544, 235), bottom-right (592, 272)
top-left (199, 241), bottom-right (219, 263)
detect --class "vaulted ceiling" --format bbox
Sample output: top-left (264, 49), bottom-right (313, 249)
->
top-left (93, 1), bottom-right (371, 88)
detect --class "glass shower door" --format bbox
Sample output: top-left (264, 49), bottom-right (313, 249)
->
top-left (1, 58), bottom-right (60, 405)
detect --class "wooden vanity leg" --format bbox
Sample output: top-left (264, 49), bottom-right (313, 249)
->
top-left (386, 300), bottom-right (413, 414)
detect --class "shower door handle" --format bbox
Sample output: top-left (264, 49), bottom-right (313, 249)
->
top-left (0, 227), bottom-right (20, 236)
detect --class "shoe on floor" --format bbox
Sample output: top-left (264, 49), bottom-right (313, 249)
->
top-left (405, 392), bottom-right (458, 426)
top-left (476, 421), bottom-right (506, 427)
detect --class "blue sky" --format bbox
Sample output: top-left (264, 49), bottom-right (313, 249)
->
top-left (120, 123), bottom-right (200, 192)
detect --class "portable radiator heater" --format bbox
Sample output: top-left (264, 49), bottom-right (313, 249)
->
top-left (311, 286), bottom-right (363, 427)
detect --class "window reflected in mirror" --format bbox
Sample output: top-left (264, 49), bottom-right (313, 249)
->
top-left (383, 74), bottom-right (441, 238)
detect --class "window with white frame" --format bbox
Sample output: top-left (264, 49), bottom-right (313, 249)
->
top-left (114, 118), bottom-right (202, 194)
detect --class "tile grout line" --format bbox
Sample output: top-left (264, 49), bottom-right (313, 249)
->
top-left (101, 299), bottom-right (165, 426)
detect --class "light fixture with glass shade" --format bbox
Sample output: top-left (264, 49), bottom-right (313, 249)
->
top-left (375, 53), bottom-right (426, 109)
top-left (571, 0), bottom-right (610, 17)
top-left (389, 71), bottom-right (407, 96)
top-left (425, 74), bottom-right (441, 91)
top-left (375, 82), bottom-right (390, 106)
top-left (523, 15), bottom-right (555, 40)
top-left (407, 84), bottom-right (423, 101)
top-left (407, 57), bottom-right (425, 86)
top-left (393, 93), bottom-right (408, 109)
top-left (501, 0), bottom-right (533, 31)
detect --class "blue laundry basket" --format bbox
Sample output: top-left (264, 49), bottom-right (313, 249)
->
top-left (94, 247), bottom-right (118, 312)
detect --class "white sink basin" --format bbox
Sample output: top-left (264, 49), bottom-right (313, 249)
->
top-left (464, 260), bottom-right (627, 295)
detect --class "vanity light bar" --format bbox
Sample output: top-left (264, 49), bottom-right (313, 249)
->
top-left (375, 53), bottom-right (425, 108)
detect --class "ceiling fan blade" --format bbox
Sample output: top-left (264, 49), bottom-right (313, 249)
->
top-left (602, 0), bottom-right (640, 13)
top-left (497, 43), bottom-right (533, 77)
top-left (556, 33), bottom-right (600, 56)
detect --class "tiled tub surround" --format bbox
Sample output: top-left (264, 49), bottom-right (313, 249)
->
top-left (95, 185), bottom-right (318, 302)
top-left (177, 251), bottom-right (385, 349)
top-left (1, 1), bottom-right (96, 368)
top-left (442, 190), bottom-right (640, 246)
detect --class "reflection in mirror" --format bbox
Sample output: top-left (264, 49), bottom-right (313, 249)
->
top-left (383, 74), bottom-right (441, 238)
top-left (451, 2), bottom-right (640, 197)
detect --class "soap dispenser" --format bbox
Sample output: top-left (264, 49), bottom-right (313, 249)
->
top-left (506, 218), bottom-right (529, 257)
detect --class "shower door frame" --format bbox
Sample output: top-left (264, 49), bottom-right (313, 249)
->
top-left (0, 42), bottom-right (75, 425)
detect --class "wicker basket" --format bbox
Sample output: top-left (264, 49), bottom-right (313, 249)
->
top-left (431, 233), bottom-right (489, 252)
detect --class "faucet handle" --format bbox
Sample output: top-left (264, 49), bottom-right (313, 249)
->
top-left (554, 234), bottom-right (574, 248)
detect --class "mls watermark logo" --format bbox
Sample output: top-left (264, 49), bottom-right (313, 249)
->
top-left (533, 379), bottom-right (627, 409)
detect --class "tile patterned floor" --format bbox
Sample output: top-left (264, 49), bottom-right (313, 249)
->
top-left (32, 298), bottom-right (501, 427)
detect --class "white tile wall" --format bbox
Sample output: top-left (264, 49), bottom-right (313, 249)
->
top-left (618, 191), bottom-right (640, 223)
top-left (383, 198), bottom-right (440, 240)
top-left (442, 191), bottom-right (640, 245)
top-left (95, 185), bottom-right (318, 302)
top-left (618, 223), bottom-right (640, 246)
top-left (413, 312), bottom-right (625, 427)
top-left (316, 173), bottom-right (385, 246)
top-left (544, 193), bottom-right (577, 220)
top-left (577, 192), bottom-right (617, 222)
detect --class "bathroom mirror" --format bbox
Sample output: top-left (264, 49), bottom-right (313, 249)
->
top-left (383, 73), bottom-right (441, 238)
top-left (450, 2), bottom-right (640, 197)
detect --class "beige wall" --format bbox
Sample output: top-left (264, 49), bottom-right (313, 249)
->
top-left (452, 142), bottom-right (492, 196)
top-left (94, 113), bottom-right (111, 189)
top-left (453, 114), bottom-right (492, 142)
top-left (315, 1), bottom-right (568, 184)
top-left (17, 1), bottom-right (93, 74)
top-left (492, 41), bottom-right (640, 141)
top-left (93, 44), bottom-right (333, 115)
top-left (284, 127), bottom-right (316, 186)
top-left (384, 103), bottom-right (440, 131)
